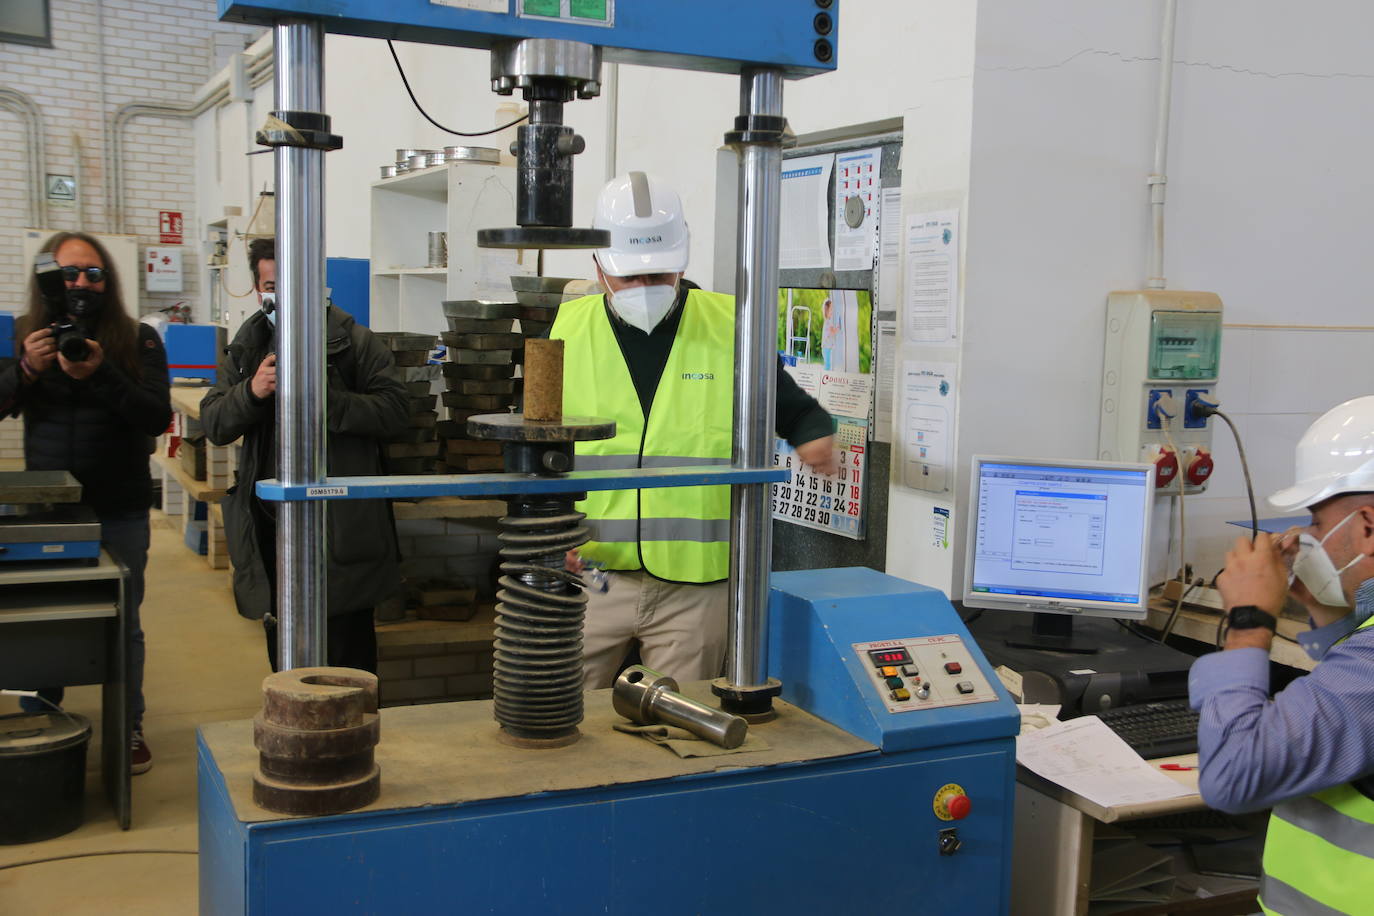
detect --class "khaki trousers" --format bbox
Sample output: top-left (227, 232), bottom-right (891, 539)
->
top-left (581, 569), bottom-right (728, 689)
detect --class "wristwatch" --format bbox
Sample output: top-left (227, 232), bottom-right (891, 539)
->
top-left (1226, 604), bottom-right (1277, 631)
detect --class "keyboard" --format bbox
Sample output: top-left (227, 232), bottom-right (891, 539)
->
top-left (1095, 698), bottom-right (1200, 759)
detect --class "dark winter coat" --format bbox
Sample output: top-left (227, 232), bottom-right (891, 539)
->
top-left (0, 323), bottom-right (171, 515)
top-left (200, 306), bottom-right (408, 620)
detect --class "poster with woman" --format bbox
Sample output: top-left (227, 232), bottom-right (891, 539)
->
top-left (773, 288), bottom-right (875, 540)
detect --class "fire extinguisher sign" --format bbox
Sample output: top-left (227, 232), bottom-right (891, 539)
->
top-left (159, 211), bottom-right (183, 245)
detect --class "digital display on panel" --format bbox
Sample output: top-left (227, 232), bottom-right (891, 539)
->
top-left (867, 647), bottom-right (912, 667)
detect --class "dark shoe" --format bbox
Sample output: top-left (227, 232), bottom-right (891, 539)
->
top-left (131, 730), bottom-right (152, 775)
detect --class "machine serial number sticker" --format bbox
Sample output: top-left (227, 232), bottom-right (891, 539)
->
top-left (307, 486), bottom-right (348, 497)
top-left (42, 544), bottom-right (64, 553)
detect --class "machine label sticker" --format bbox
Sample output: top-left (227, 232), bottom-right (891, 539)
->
top-left (42, 544), bottom-right (64, 553)
top-left (307, 486), bottom-right (349, 498)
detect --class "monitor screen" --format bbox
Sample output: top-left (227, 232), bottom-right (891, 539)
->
top-left (963, 456), bottom-right (1154, 621)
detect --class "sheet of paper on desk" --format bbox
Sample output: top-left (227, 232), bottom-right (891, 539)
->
top-left (1016, 716), bottom-right (1194, 809)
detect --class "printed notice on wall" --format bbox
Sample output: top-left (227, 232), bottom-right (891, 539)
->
top-left (904, 209), bottom-right (959, 343)
top-left (779, 154), bottom-right (833, 270)
top-left (832, 147), bottom-right (882, 272)
top-left (899, 360), bottom-right (956, 493)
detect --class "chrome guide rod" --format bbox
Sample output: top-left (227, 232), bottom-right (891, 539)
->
top-left (725, 68), bottom-right (784, 690)
top-left (274, 20), bottom-right (328, 668)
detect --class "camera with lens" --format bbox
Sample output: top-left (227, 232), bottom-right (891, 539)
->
top-left (34, 253), bottom-right (98, 362)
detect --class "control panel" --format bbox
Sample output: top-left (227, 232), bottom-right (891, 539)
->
top-left (853, 636), bottom-right (998, 714)
top-left (1099, 290), bottom-right (1222, 495)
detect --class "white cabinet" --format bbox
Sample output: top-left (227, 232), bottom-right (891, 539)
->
top-left (369, 162), bottom-right (534, 335)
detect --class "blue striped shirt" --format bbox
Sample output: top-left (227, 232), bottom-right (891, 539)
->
top-left (1189, 578), bottom-right (1374, 813)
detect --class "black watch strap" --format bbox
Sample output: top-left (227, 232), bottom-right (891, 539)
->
top-left (1227, 604), bottom-right (1277, 631)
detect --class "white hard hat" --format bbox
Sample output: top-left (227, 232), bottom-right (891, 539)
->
top-left (1269, 395), bottom-right (1374, 511)
top-left (592, 171), bottom-right (689, 277)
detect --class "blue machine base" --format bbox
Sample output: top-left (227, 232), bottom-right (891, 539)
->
top-left (198, 570), bottom-right (1016, 914)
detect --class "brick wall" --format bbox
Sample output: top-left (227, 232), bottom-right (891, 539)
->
top-left (393, 516), bottom-right (502, 596)
top-left (0, 0), bottom-right (261, 318)
top-left (377, 613), bottom-right (496, 707)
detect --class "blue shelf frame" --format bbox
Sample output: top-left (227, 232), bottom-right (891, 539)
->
top-left (255, 465), bottom-right (790, 501)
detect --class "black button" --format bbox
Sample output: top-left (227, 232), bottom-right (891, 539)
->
top-left (956, 681), bottom-right (974, 695)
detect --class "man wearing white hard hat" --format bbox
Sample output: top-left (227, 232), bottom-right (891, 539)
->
top-left (1189, 395), bottom-right (1374, 915)
top-left (553, 172), bottom-right (837, 688)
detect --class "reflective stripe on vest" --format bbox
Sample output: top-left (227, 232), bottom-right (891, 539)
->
top-left (1260, 614), bottom-right (1374, 916)
top-left (551, 290), bottom-right (734, 582)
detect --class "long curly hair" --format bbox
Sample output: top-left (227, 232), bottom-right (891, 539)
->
top-left (21, 231), bottom-right (142, 378)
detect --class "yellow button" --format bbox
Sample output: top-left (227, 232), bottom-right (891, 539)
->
top-left (890, 688), bottom-right (911, 701)
top-left (881, 666), bottom-right (899, 678)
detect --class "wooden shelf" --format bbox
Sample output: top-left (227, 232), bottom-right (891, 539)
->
top-left (171, 385), bottom-right (212, 419)
top-left (374, 267), bottom-right (448, 277)
top-left (1145, 594), bottom-right (1314, 671)
top-left (153, 452), bottom-right (227, 503)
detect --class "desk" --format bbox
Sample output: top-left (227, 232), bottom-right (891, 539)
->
top-left (0, 552), bottom-right (132, 828)
top-left (1013, 756), bottom-right (1259, 915)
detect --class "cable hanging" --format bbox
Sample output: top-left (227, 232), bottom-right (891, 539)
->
top-left (387, 40), bottom-right (530, 137)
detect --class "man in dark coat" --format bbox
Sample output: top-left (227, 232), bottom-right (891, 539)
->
top-left (201, 238), bottom-right (408, 672)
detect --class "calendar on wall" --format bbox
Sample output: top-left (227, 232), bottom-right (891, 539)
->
top-left (773, 423), bottom-right (868, 539)
top-left (773, 287), bottom-right (875, 540)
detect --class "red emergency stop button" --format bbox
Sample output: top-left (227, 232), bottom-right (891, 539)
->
top-left (934, 783), bottom-right (972, 821)
top-left (947, 794), bottom-right (972, 820)
top-left (1185, 449), bottom-right (1214, 487)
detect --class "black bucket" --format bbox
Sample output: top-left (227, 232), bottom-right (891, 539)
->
top-left (0, 711), bottom-right (93, 845)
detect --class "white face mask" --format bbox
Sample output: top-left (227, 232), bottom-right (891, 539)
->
top-left (609, 284), bottom-right (677, 334)
top-left (261, 293), bottom-right (276, 325)
top-left (1290, 510), bottom-right (1365, 608)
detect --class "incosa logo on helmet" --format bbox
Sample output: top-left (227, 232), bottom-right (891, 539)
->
top-left (681, 372), bottom-right (715, 380)
top-left (628, 235), bottom-right (663, 245)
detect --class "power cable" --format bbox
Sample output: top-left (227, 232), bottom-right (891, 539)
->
top-left (387, 40), bottom-right (530, 137)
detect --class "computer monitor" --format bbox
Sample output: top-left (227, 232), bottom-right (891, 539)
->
top-left (963, 455), bottom-right (1155, 653)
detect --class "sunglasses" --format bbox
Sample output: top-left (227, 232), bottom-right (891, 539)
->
top-left (60, 266), bottom-right (106, 283)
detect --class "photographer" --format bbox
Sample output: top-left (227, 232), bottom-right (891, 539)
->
top-left (201, 238), bottom-right (407, 674)
top-left (0, 231), bottom-right (172, 775)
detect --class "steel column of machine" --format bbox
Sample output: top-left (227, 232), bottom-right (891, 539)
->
top-left (723, 68), bottom-right (784, 703)
top-left (273, 20), bottom-right (328, 668)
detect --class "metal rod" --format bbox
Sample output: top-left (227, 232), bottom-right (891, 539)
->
top-left (1146, 0), bottom-right (1177, 290)
top-left (725, 68), bottom-right (784, 689)
top-left (274, 20), bottom-right (327, 669)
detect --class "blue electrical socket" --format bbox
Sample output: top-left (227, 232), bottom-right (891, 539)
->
top-left (1146, 389), bottom-right (1174, 429)
top-left (1185, 389), bottom-right (1213, 429)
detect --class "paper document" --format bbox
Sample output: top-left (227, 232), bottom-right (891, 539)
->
top-left (903, 209), bottom-right (959, 342)
top-left (779, 154), bottom-right (833, 270)
top-left (1016, 716), bottom-right (1194, 809)
top-left (832, 147), bottom-right (882, 271)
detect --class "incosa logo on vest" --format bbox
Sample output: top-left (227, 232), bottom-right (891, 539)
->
top-left (628, 235), bottom-right (663, 245)
top-left (681, 372), bottom-right (715, 380)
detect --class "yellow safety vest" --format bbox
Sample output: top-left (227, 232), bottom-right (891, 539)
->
top-left (551, 289), bottom-right (734, 583)
top-left (1260, 613), bottom-right (1374, 915)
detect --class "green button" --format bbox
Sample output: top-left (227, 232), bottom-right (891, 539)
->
top-left (523, 0), bottom-right (561, 16)
top-left (885, 676), bottom-right (904, 689)
top-left (570, 0), bottom-right (608, 20)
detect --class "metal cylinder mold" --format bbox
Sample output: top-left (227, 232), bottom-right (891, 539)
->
top-left (427, 231), bottom-right (447, 268)
top-left (613, 666), bottom-right (748, 749)
top-left (252, 667), bottom-right (381, 815)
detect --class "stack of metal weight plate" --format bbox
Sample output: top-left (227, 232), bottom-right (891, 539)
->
top-left (437, 301), bottom-right (522, 473)
top-left (373, 332), bottom-right (441, 474)
top-left (510, 275), bottom-right (580, 338)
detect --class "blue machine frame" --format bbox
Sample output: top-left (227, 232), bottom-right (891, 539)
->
top-left (218, 0), bottom-right (838, 78)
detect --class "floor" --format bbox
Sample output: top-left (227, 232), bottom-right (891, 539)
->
top-left (0, 511), bottom-right (269, 915)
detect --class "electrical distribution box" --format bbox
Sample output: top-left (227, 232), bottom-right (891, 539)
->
top-left (1098, 290), bottom-right (1223, 495)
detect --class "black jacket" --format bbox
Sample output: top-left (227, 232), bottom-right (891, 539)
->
top-left (0, 323), bottom-right (171, 515)
top-left (200, 306), bottom-right (409, 620)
